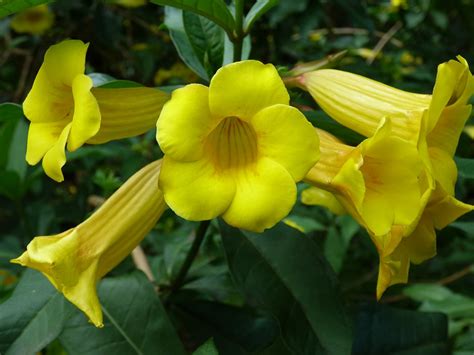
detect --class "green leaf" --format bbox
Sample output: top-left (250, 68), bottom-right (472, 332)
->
top-left (193, 338), bottom-right (218, 355)
top-left (455, 157), bottom-right (474, 180)
top-left (0, 270), bottom-right (74, 354)
top-left (176, 300), bottom-right (279, 353)
top-left (151, 0), bottom-right (235, 37)
top-left (165, 7), bottom-right (211, 80)
top-left (324, 215), bottom-right (359, 273)
top-left (0, 0), bottom-right (53, 18)
top-left (220, 221), bottom-right (352, 355)
top-left (353, 303), bottom-right (448, 355)
top-left (59, 272), bottom-right (186, 355)
top-left (244, 0), bottom-right (278, 33)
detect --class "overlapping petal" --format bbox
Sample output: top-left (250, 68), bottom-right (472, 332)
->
top-left (251, 104), bottom-right (319, 180)
top-left (222, 158), bottom-right (296, 232)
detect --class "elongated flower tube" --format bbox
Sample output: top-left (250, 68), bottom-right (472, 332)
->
top-left (157, 60), bottom-right (319, 232)
top-left (24, 39), bottom-right (169, 182)
top-left (11, 160), bottom-right (165, 327)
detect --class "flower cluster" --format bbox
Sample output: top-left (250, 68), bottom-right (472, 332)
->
top-left (12, 39), bottom-right (473, 325)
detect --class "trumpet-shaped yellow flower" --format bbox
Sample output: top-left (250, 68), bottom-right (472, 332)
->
top-left (24, 39), bottom-right (169, 182)
top-left (10, 5), bottom-right (54, 35)
top-left (157, 60), bottom-right (319, 232)
top-left (12, 160), bottom-right (165, 327)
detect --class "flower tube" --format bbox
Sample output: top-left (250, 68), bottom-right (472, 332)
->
top-left (24, 40), bottom-right (169, 182)
top-left (12, 160), bottom-right (165, 327)
top-left (157, 60), bottom-right (319, 232)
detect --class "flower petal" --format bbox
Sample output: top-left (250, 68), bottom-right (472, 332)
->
top-left (42, 123), bottom-right (71, 182)
top-left (222, 158), bottom-right (296, 232)
top-left (67, 74), bottom-right (101, 151)
top-left (23, 40), bottom-right (88, 124)
top-left (251, 104), bottom-right (319, 180)
top-left (157, 84), bottom-right (216, 161)
top-left (301, 187), bottom-right (346, 215)
top-left (26, 120), bottom-right (68, 165)
top-left (89, 87), bottom-right (170, 144)
top-left (209, 61), bottom-right (289, 121)
top-left (159, 156), bottom-right (235, 221)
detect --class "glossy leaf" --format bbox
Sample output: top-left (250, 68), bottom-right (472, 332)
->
top-left (151, 0), bottom-right (235, 37)
top-left (0, 270), bottom-right (74, 354)
top-left (220, 221), bottom-right (352, 355)
top-left (0, 0), bottom-right (52, 18)
top-left (59, 272), bottom-right (186, 355)
top-left (353, 303), bottom-right (449, 355)
top-left (244, 0), bottom-right (278, 33)
top-left (193, 338), bottom-right (219, 355)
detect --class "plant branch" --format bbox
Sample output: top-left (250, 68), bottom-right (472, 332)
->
top-left (170, 220), bottom-right (211, 292)
top-left (232, 0), bottom-right (245, 62)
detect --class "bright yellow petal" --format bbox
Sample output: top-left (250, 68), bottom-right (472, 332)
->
top-left (429, 147), bottom-right (457, 195)
top-left (67, 74), bottom-right (101, 151)
top-left (332, 156), bottom-right (366, 214)
top-left (377, 255), bottom-right (409, 300)
top-left (89, 87), bottom-right (170, 144)
top-left (157, 84), bottom-right (217, 162)
top-left (12, 160), bottom-right (165, 327)
top-left (159, 156), bottom-right (235, 221)
top-left (427, 191), bottom-right (473, 230)
top-left (301, 187), bottom-right (346, 215)
top-left (23, 40), bottom-right (88, 124)
top-left (209, 61), bottom-right (289, 121)
top-left (42, 123), bottom-right (71, 182)
top-left (251, 104), bottom-right (319, 181)
top-left (222, 158), bottom-right (296, 232)
top-left (25, 120), bottom-right (68, 165)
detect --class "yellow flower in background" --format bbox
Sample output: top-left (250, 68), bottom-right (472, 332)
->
top-left (113, 0), bottom-right (146, 7)
top-left (465, 125), bottom-right (474, 139)
top-left (157, 60), bottom-right (319, 232)
top-left (154, 62), bottom-right (199, 85)
top-left (24, 39), bottom-right (169, 182)
top-left (10, 5), bottom-right (54, 35)
top-left (12, 160), bottom-right (164, 327)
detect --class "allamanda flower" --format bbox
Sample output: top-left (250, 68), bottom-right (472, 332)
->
top-left (10, 5), bottom-right (54, 35)
top-left (303, 120), bottom-right (437, 297)
top-left (24, 39), bottom-right (169, 182)
top-left (157, 60), bottom-right (319, 232)
top-left (12, 160), bottom-right (165, 327)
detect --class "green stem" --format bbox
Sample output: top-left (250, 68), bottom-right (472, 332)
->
top-left (233, 0), bottom-right (245, 62)
top-left (170, 220), bottom-right (211, 292)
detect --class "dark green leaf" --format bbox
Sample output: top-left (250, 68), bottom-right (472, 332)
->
top-left (0, 270), bottom-right (74, 354)
top-left (244, 0), bottom-right (278, 33)
top-left (59, 272), bottom-right (186, 355)
top-left (456, 157), bottom-right (474, 180)
top-left (0, 0), bottom-right (52, 18)
top-left (324, 215), bottom-right (359, 273)
top-left (193, 338), bottom-right (218, 355)
top-left (151, 0), bottom-right (235, 37)
top-left (0, 103), bottom-right (24, 170)
top-left (165, 7), bottom-right (210, 80)
top-left (220, 221), bottom-right (352, 355)
top-left (353, 303), bottom-right (449, 355)
top-left (176, 300), bottom-right (279, 353)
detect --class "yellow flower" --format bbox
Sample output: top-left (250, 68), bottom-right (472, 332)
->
top-left (12, 160), bottom-right (164, 327)
top-left (24, 39), bottom-right (169, 182)
top-left (10, 5), bottom-right (54, 35)
top-left (300, 56), bottom-right (473, 220)
top-left (305, 119), bottom-right (432, 255)
top-left (465, 125), bottom-right (474, 139)
top-left (154, 62), bottom-right (199, 85)
top-left (157, 60), bottom-right (319, 232)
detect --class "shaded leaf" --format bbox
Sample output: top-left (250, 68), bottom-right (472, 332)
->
top-left (353, 303), bottom-right (449, 355)
top-left (193, 338), bottom-right (218, 355)
top-left (59, 272), bottom-right (186, 355)
top-left (0, 270), bottom-right (73, 354)
top-left (244, 0), bottom-right (278, 33)
top-left (456, 157), bottom-right (474, 180)
top-left (220, 221), bottom-right (352, 355)
top-left (151, 0), bottom-right (235, 37)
